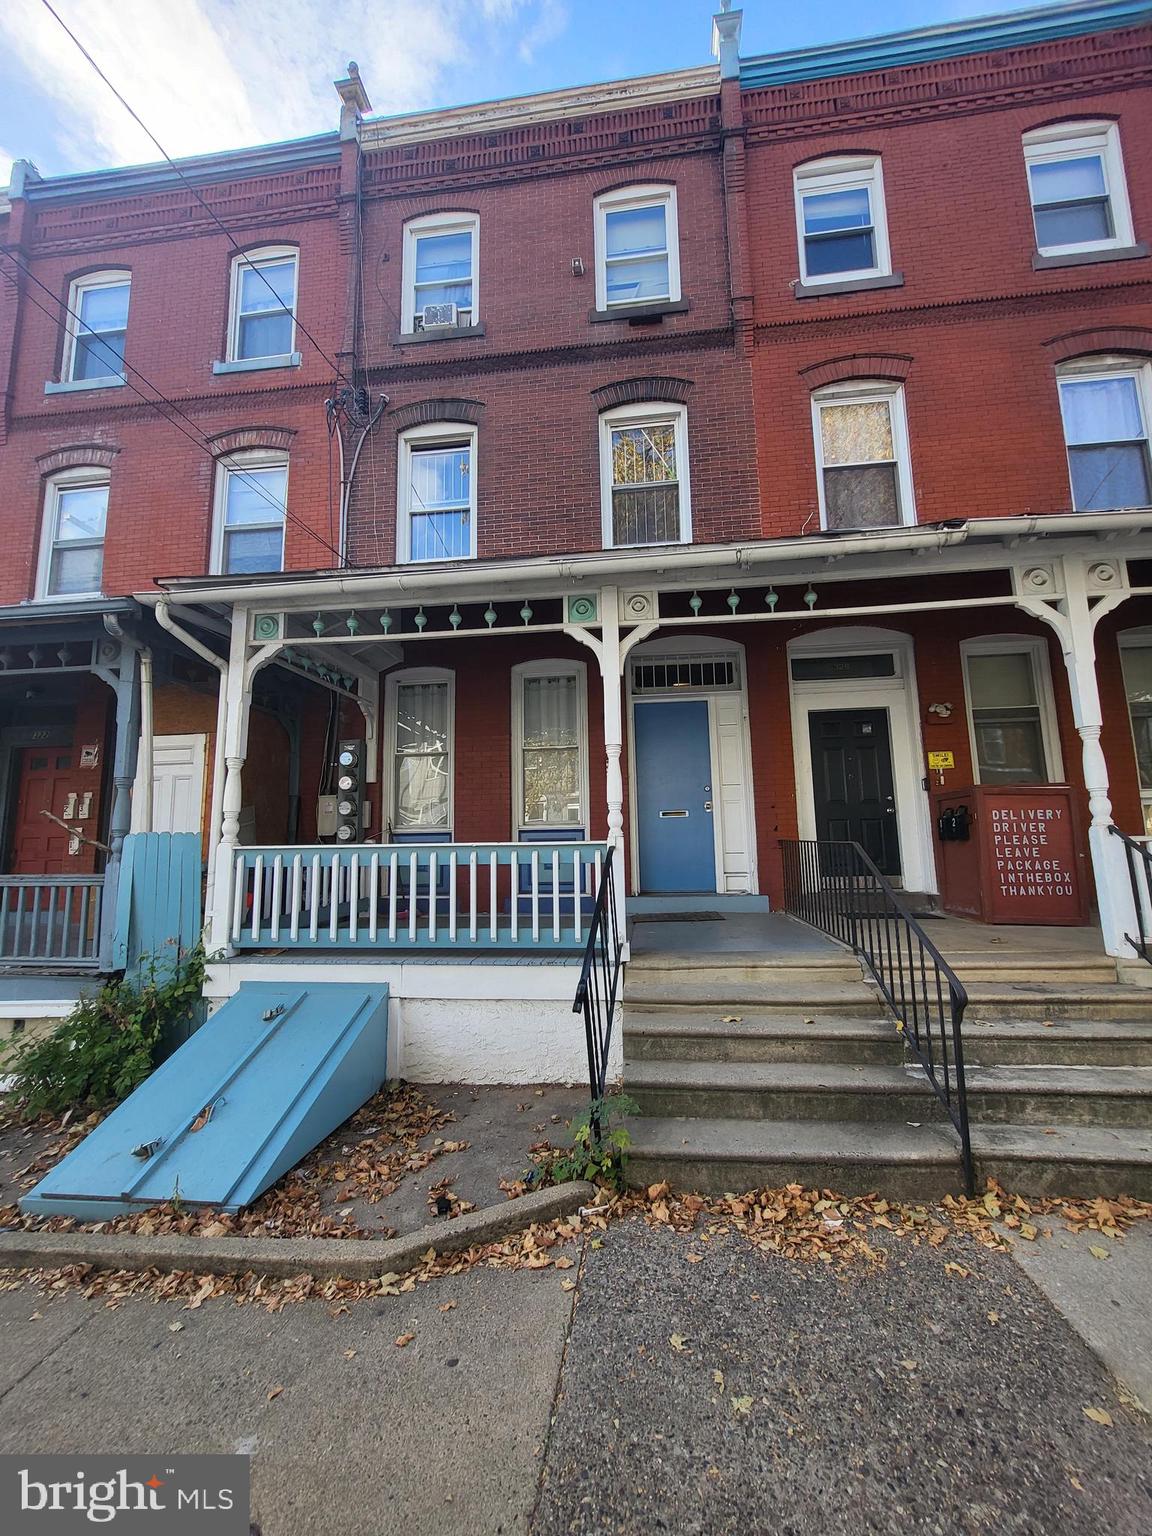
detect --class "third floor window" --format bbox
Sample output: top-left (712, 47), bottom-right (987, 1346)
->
top-left (228, 247), bottom-right (298, 363)
top-left (65, 271), bottom-right (130, 383)
top-left (402, 213), bottom-right (478, 332)
top-left (1023, 121), bottom-right (1134, 257)
top-left (793, 157), bottom-right (890, 285)
top-left (594, 185), bottom-right (680, 310)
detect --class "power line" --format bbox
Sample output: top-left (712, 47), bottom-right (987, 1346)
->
top-left (1, 249), bottom-right (345, 565)
top-left (38, 0), bottom-right (352, 389)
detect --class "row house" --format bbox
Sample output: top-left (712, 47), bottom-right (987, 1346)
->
top-left (2, 4), bottom-right (1152, 1160)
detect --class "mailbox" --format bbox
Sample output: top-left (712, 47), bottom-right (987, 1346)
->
top-left (931, 784), bottom-right (1089, 925)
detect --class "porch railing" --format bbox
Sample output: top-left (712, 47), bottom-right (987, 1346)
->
top-left (230, 841), bottom-right (607, 952)
top-left (780, 838), bottom-right (973, 1194)
top-left (572, 844), bottom-right (623, 1141)
top-left (1109, 824), bottom-right (1152, 965)
top-left (0, 875), bottom-right (104, 968)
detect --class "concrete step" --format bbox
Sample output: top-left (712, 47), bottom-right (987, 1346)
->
top-left (625, 1116), bottom-right (1152, 1200)
top-left (626, 1060), bottom-right (1152, 1127)
top-left (626, 1060), bottom-right (942, 1123)
top-left (624, 978), bottom-right (882, 1013)
top-left (623, 1011), bottom-right (901, 1066)
top-left (625, 960), bottom-right (863, 990)
top-left (944, 954), bottom-right (1119, 986)
top-left (962, 1017), bottom-right (1152, 1068)
top-left (964, 981), bottom-right (1152, 1022)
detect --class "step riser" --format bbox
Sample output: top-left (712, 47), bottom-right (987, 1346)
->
top-left (625, 1152), bottom-right (1152, 1201)
top-left (626, 989), bottom-right (882, 1015)
top-left (964, 1040), bottom-right (1152, 1067)
top-left (952, 967), bottom-right (1118, 985)
top-left (966, 999), bottom-right (1152, 1021)
top-left (966, 1090), bottom-right (1152, 1127)
top-left (630, 1085), bottom-right (942, 1122)
top-left (627, 967), bottom-right (863, 988)
top-left (625, 1035), bottom-right (902, 1066)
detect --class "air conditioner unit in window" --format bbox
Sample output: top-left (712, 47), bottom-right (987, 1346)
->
top-left (419, 302), bottom-right (458, 329)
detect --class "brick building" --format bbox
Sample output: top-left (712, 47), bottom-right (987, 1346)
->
top-left (2, 3), bottom-right (1152, 1114)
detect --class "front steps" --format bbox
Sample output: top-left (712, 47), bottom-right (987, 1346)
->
top-left (623, 945), bottom-right (1152, 1199)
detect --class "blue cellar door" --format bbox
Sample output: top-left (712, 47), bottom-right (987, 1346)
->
top-left (635, 699), bottom-right (717, 892)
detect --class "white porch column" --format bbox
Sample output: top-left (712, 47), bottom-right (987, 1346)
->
top-left (1016, 557), bottom-right (1134, 958)
top-left (597, 587), bottom-right (629, 948)
top-left (208, 609), bottom-right (256, 954)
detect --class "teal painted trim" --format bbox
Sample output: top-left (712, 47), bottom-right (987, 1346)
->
top-left (114, 832), bottom-right (202, 975)
top-left (232, 929), bottom-right (585, 952)
top-left (627, 894), bottom-right (771, 914)
top-left (740, 2), bottom-right (1152, 88)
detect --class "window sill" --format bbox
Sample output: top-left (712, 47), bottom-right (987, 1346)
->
top-left (1032, 243), bottom-right (1149, 270)
top-left (589, 300), bottom-right (690, 324)
top-left (394, 324), bottom-right (485, 345)
top-left (212, 353), bottom-right (302, 375)
top-left (794, 272), bottom-right (904, 299)
top-left (44, 375), bottom-right (126, 395)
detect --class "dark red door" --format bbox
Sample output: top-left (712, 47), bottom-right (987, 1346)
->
top-left (9, 749), bottom-right (76, 874)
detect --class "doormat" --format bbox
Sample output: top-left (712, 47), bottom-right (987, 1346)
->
top-left (632, 911), bottom-right (726, 923)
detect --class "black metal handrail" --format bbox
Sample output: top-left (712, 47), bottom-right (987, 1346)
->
top-left (780, 838), bottom-right (973, 1194)
top-left (1108, 824), bottom-right (1152, 964)
top-left (572, 845), bottom-right (623, 1141)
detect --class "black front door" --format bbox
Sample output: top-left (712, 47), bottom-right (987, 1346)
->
top-left (808, 708), bottom-right (901, 875)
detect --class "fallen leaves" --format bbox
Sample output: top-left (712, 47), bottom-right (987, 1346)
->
top-left (1082, 1406), bottom-right (1113, 1427)
top-left (669, 1333), bottom-right (690, 1353)
top-left (394, 1333), bottom-right (416, 1349)
top-left (1089, 1245), bottom-right (1110, 1260)
top-left (731, 1396), bottom-right (754, 1416)
top-left (266, 1385), bottom-right (284, 1402)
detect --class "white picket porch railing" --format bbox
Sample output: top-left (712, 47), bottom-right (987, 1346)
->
top-left (229, 842), bottom-right (607, 953)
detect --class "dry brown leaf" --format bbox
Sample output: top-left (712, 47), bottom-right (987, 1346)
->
top-left (267, 1385), bottom-right (284, 1402)
top-left (670, 1333), bottom-right (690, 1353)
top-left (394, 1332), bottom-right (416, 1348)
top-left (1083, 1406), bottom-right (1113, 1427)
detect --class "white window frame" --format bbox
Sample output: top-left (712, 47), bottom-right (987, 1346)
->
top-left (961, 635), bottom-right (1064, 786)
top-left (1119, 629), bottom-right (1152, 837)
top-left (511, 660), bottom-right (590, 837)
top-left (1022, 120), bottom-right (1134, 257)
top-left (1056, 356), bottom-right (1152, 512)
top-left (62, 269), bottom-right (131, 384)
top-left (401, 212), bottom-right (480, 333)
top-left (599, 400), bottom-right (692, 550)
top-left (35, 466), bottom-right (110, 601)
top-left (793, 156), bottom-right (891, 286)
top-left (396, 421), bottom-right (478, 564)
top-left (226, 245), bottom-right (299, 363)
top-left (810, 380), bottom-right (915, 531)
top-left (210, 450), bottom-right (289, 577)
top-left (383, 666), bottom-right (455, 838)
top-left (593, 184), bottom-right (681, 311)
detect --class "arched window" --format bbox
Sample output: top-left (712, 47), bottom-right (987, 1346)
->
top-left (599, 400), bottom-right (691, 548)
top-left (223, 245), bottom-right (298, 366)
top-left (37, 467), bottom-right (109, 598)
top-left (593, 184), bottom-right (680, 310)
top-left (1056, 356), bottom-right (1152, 512)
top-left (211, 449), bottom-right (288, 575)
top-left (810, 379), bottom-right (914, 530)
top-left (396, 421), bottom-right (477, 562)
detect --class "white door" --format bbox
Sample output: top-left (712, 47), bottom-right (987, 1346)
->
top-left (133, 733), bottom-right (207, 835)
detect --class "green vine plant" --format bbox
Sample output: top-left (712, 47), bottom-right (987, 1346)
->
top-left (0, 946), bottom-right (207, 1121)
top-left (531, 1093), bottom-right (639, 1192)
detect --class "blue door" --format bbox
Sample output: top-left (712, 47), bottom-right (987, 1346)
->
top-left (635, 700), bottom-right (716, 892)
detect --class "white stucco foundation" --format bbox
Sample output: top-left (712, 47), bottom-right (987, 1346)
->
top-left (204, 958), bottom-right (622, 1086)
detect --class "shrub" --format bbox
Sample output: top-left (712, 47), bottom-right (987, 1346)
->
top-left (1, 947), bottom-right (206, 1120)
top-left (532, 1093), bottom-right (638, 1191)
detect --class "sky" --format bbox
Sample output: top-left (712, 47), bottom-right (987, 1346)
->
top-left (0, 0), bottom-right (1054, 187)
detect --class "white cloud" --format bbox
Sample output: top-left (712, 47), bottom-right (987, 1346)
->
top-left (0, 0), bottom-right (561, 174)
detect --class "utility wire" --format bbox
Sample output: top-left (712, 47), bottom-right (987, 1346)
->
top-left (38, 0), bottom-right (353, 389)
top-left (1, 249), bottom-right (345, 564)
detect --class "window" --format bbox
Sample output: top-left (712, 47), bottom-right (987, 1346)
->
top-left (514, 663), bottom-right (588, 833)
top-left (212, 453), bottom-right (287, 575)
top-left (1121, 639), bottom-right (1152, 835)
top-left (397, 423), bottom-right (477, 563)
top-left (389, 671), bottom-right (453, 833)
top-left (811, 382), bottom-right (914, 530)
top-left (402, 213), bottom-right (478, 332)
top-left (1058, 363), bottom-right (1152, 511)
top-left (594, 185), bottom-right (680, 310)
top-left (37, 470), bottom-right (108, 598)
top-left (1023, 121), bottom-right (1134, 256)
top-left (227, 247), bottom-right (298, 362)
top-left (793, 157), bottom-right (890, 283)
top-left (962, 639), bottom-right (1060, 785)
top-left (63, 271), bottom-right (130, 382)
top-left (600, 402), bottom-right (691, 548)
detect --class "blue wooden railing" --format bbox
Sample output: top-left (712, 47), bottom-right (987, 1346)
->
top-left (229, 842), bottom-right (608, 953)
top-left (0, 875), bottom-right (104, 968)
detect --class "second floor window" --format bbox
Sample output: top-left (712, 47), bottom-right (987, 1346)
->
top-left (1058, 365), bottom-right (1152, 511)
top-left (64, 271), bottom-right (130, 382)
top-left (399, 425), bottom-right (476, 562)
top-left (213, 454), bottom-right (288, 575)
top-left (812, 382), bottom-right (914, 531)
top-left (229, 247), bottom-right (298, 362)
top-left (1023, 121), bottom-right (1134, 256)
top-left (594, 185), bottom-right (680, 309)
top-left (793, 157), bottom-right (890, 283)
top-left (38, 472), bottom-right (109, 598)
top-left (601, 402), bottom-right (691, 547)
top-left (402, 213), bottom-right (478, 331)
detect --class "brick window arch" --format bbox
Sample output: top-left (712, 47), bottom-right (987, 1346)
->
top-left (205, 426), bottom-right (296, 458)
top-left (591, 377), bottom-right (693, 411)
top-left (1043, 327), bottom-right (1152, 366)
top-left (388, 398), bottom-right (484, 433)
top-left (36, 443), bottom-right (119, 476)
top-left (799, 354), bottom-right (913, 391)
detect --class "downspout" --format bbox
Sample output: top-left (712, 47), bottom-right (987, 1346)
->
top-left (153, 599), bottom-right (228, 898)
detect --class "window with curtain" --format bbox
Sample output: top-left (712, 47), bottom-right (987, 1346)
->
top-left (965, 648), bottom-right (1051, 784)
top-left (217, 459), bottom-right (287, 575)
top-left (42, 478), bottom-right (108, 596)
top-left (1121, 645), bottom-right (1152, 835)
top-left (521, 674), bottom-right (582, 826)
top-left (393, 680), bottom-right (451, 830)
top-left (66, 273), bottom-right (130, 382)
top-left (230, 250), bottom-right (297, 361)
top-left (815, 389), bottom-right (909, 529)
top-left (1059, 371), bottom-right (1152, 512)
